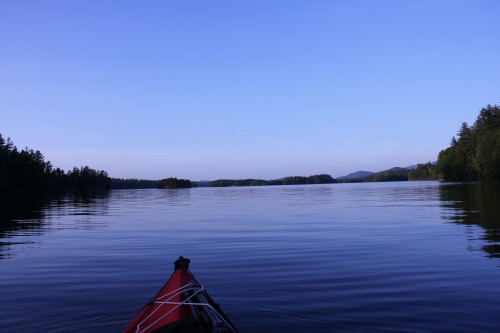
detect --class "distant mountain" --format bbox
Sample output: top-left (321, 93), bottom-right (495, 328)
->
top-left (384, 167), bottom-right (407, 172)
top-left (357, 167), bottom-right (410, 182)
top-left (337, 167), bottom-right (411, 182)
top-left (337, 171), bottom-right (374, 180)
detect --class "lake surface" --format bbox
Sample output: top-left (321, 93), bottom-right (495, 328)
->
top-left (1, 181), bottom-right (500, 332)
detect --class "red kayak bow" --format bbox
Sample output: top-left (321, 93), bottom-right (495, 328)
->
top-left (123, 257), bottom-right (239, 333)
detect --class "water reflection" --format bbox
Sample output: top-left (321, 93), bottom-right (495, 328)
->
top-left (0, 194), bottom-right (47, 259)
top-left (439, 182), bottom-right (500, 258)
top-left (45, 191), bottom-right (110, 218)
top-left (0, 191), bottom-right (110, 259)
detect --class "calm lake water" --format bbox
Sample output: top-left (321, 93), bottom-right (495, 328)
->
top-left (1, 181), bottom-right (500, 332)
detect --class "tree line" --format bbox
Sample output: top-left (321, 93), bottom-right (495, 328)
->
top-left (437, 104), bottom-right (500, 181)
top-left (408, 162), bottom-right (438, 181)
top-left (111, 178), bottom-right (158, 189)
top-left (338, 167), bottom-right (415, 183)
top-left (209, 174), bottom-right (335, 187)
top-left (157, 178), bottom-right (193, 189)
top-left (4, 103), bottom-right (497, 197)
top-left (1, 133), bottom-right (110, 196)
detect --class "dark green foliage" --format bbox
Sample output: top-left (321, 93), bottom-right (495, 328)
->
top-left (65, 166), bottom-right (110, 190)
top-left (209, 179), bottom-right (267, 187)
top-left (157, 177), bottom-right (192, 189)
top-left (437, 104), bottom-right (500, 181)
top-left (0, 133), bottom-right (110, 195)
top-left (209, 174), bottom-right (336, 187)
top-left (370, 168), bottom-right (410, 182)
top-left (336, 171), bottom-right (374, 181)
top-left (338, 168), bottom-right (410, 183)
top-left (308, 174), bottom-right (336, 184)
top-left (409, 163), bottom-right (438, 181)
top-left (267, 176), bottom-right (309, 185)
top-left (111, 178), bottom-right (158, 189)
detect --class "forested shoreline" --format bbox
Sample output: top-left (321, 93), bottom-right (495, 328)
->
top-left (437, 104), bottom-right (500, 181)
top-left (2, 103), bottom-right (498, 196)
top-left (1, 134), bottom-right (110, 196)
top-left (209, 174), bottom-right (336, 187)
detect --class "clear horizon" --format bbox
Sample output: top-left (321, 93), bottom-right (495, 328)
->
top-left (2, 1), bottom-right (499, 180)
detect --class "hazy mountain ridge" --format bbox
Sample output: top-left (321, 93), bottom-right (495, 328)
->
top-left (337, 162), bottom-right (439, 182)
top-left (336, 171), bottom-right (375, 180)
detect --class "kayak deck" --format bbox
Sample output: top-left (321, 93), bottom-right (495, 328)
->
top-left (123, 257), bottom-right (239, 333)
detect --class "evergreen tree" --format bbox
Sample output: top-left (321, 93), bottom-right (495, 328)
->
top-left (0, 133), bottom-right (110, 195)
top-left (157, 178), bottom-right (192, 189)
top-left (437, 103), bottom-right (500, 181)
top-left (409, 163), bottom-right (438, 180)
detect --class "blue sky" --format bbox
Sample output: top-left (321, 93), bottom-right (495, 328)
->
top-left (1, 1), bottom-right (499, 180)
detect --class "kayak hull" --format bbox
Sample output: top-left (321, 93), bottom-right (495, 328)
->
top-left (123, 257), bottom-right (238, 333)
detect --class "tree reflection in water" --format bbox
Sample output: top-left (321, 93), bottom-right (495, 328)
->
top-left (440, 182), bottom-right (500, 259)
top-left (0, 191), bottom-right (110, 259)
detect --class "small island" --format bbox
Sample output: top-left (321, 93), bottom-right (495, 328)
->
top-left (157, 178), bottom-right (193, 189)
